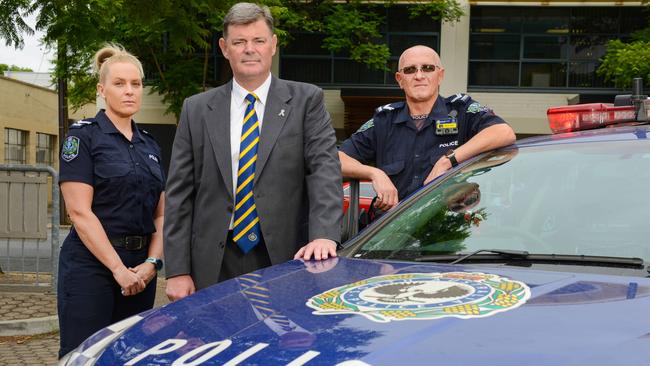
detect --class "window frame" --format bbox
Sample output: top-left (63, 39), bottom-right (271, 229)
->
top-left (4, 128), bottom-right (29, 165)
top-left (468, 6), bottom-right (646, 91)
top-left (35, 132), bottom-right (56, 167)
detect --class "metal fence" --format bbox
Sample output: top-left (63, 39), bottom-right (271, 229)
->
top-left (0, 165), bottom-right (60, 292)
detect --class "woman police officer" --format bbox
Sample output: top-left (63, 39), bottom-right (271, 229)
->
top-left (57, 44), bottom-right (165, 358)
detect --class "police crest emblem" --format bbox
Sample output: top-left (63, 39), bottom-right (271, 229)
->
top-left (61, 136), bottom-right (80, 162)
top-left (307, 272), bottom-right (530, 323)
top-left (466, 102), bottom-right (489, 114)
top-left (355, 119), bottom-right (374, 133)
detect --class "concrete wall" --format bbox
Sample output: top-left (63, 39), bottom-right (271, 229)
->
top-left (440, 0), bottom-right (471, 96)
top-left (324, 90), bottom-right (345, 131)
top-left (472, 92), bottom-right (578, 135)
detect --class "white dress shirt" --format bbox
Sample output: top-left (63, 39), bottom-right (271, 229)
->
top-left (229, 74), bottom-right (272, 228)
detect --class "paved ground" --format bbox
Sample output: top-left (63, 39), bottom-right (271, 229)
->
top-left (0, 292), bottom-right (57, 321)
top-left (0, 332), bottom-right (59, 365)
top-left (0, 277), bottom-right (169, 365)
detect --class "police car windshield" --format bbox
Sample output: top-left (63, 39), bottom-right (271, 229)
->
top-left (356, 140), bottom-right (650, 264)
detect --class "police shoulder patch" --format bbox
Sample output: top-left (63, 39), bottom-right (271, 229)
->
top-left (355, 119), bottom-right (374, 133)
top-left (61, 136), bottom-right (80, 162)
top-left (466, 102), bottom-right (489, 114)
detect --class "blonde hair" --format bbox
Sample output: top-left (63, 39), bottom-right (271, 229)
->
top-left (93, 43), bottom-right (144, 83)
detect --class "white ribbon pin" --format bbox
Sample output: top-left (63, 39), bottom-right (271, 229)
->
top-left (278, 109), bottom-right (285, 117)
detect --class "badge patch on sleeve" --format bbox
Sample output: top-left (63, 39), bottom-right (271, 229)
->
top-left (355, 119), bottom-right (374, 133)
top-left (466, 102), bottom-right (489, 114)
top-left (61, 136), bottom-right (80, 162)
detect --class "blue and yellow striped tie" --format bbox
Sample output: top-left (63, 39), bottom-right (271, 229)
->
top-left (233, 93), bottom-right (262, 253)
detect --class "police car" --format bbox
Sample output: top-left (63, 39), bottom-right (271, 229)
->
top-left (61, 86), bottom-right (650, 365)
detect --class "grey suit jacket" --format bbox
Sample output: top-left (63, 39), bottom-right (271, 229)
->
top-left (163, 76), bottom-right (343, 290)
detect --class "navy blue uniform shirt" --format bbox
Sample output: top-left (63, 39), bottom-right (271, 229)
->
top-left (340, 94), bottom-right (506, 200)
top-left (59, 109), bottom-right (165, 237)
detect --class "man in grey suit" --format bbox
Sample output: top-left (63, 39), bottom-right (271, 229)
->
top-left (164, 2), bottom-right (342, 300)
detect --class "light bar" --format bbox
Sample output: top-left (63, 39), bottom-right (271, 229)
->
top-left (547, 103), bottom-right (636, 134)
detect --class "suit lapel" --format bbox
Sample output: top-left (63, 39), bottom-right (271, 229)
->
top-left (205, 82), bottom-right (234, 199)
top-left (255, 77), bottom-right (292, 185)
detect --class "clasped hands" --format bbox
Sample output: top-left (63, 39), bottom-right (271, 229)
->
top-left (113, 261), bottom-right (156, 296)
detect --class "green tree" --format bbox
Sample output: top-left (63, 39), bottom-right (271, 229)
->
top-left (1, 0), bottom-right (463, 119)
top-left (0, 0), bottom-right (33, 48)
top-left (598, 4), bottom-right (650, 88)
top-left (0, 63), bottom-right (33, 73)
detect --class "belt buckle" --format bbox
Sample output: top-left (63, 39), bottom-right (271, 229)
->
top-left (124, 236), bottom-right (144, 250)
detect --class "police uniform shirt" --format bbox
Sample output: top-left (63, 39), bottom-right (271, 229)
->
top-left (339, 94), bottom-right (506, 200)
top-left (59, 109), bottom-right (166, 237)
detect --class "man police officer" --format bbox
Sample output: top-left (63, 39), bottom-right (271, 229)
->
top-left (339, 45), bottom-right (515, 211)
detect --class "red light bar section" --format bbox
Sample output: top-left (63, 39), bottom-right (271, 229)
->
top-left (547, 103), bottom-right (636, 134)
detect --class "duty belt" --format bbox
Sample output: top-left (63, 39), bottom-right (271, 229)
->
top-left (109, 235), bottom-right (149, 250)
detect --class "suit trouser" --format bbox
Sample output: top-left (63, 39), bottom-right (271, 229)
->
top-left (218, 231), bottom-right (272, 283)
top-left (57, 235), bottom-right (156, 358)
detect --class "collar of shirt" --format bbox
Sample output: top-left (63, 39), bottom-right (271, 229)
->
top-left (96, 109), bottom-right (144, 143)
top-left (231, 73), bottom-right (272, 115)
top-left (393, 95), bottom-right (449, 124)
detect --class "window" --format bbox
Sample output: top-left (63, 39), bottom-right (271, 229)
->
top-left (280, 6), bottom-right (441, 87)
top-left (36, 133), bottom-right (56, 167)
top-left (4, 128), bottom-right (28, 164)
top-left (354, 141), bottom-right (650, 263)
top-left (469, 6), bottom-right (647, 90)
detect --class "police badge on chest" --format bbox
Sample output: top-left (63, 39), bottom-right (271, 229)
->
top-left (435, 117), bottom-right (458, 136)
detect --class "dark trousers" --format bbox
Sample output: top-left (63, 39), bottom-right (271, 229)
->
top-left (218, 231), bottom-right (272, 283)
top-left (57, 237), bottom-right (156, 358)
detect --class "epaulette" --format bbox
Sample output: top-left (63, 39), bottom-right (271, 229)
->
top-left (69, 120), bottom-right (96, 129)
top-left (375, 101), bottom-right (404, 114)
top-left (448, 93), bottom-right (470, 104)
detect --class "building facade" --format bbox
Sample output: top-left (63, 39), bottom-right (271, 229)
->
top-left (0, 75), bottom-right (96, 168)
top-left (134, 1), bottom-right (646, 139)
top-left (275, 0), bottom-right (648, 137)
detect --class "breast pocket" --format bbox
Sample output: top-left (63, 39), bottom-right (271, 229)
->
top-left (94, 161), bottom-right (132, 179)
top-left (143, 155), bottom-right (163, 183)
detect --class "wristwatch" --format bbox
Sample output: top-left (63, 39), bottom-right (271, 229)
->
top-left (145, 257), bottom-right (163, 271)
top-left (445, 149), bottom-right (459, 167)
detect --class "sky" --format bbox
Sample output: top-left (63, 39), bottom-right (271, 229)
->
top-left (0, 13), bottom-right (55, 72)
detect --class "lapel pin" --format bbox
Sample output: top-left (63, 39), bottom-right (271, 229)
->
top-left (279, 109), bottom-right (285, 117)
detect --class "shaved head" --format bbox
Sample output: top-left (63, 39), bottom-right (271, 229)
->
top-left (398, 46), bottom-right (442, 70)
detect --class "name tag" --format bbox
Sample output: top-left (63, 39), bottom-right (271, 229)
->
top-left (435, 118), bottom-right (458, 136)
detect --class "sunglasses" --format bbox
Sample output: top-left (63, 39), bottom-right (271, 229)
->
top-left (399, 64), bottom-right (440, 74)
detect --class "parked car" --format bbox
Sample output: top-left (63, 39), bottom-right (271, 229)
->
top-left (61, 98), bottom-right (650, 366)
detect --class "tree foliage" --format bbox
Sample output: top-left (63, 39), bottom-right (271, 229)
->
top-left (598, 4), bottom-right (650, 88)
top-left (0, 63), bottom-right (33, 73)
top-left (1, 0), bottom-right (464, 119)
top-left (0, 0), bottom-right (33, 48)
